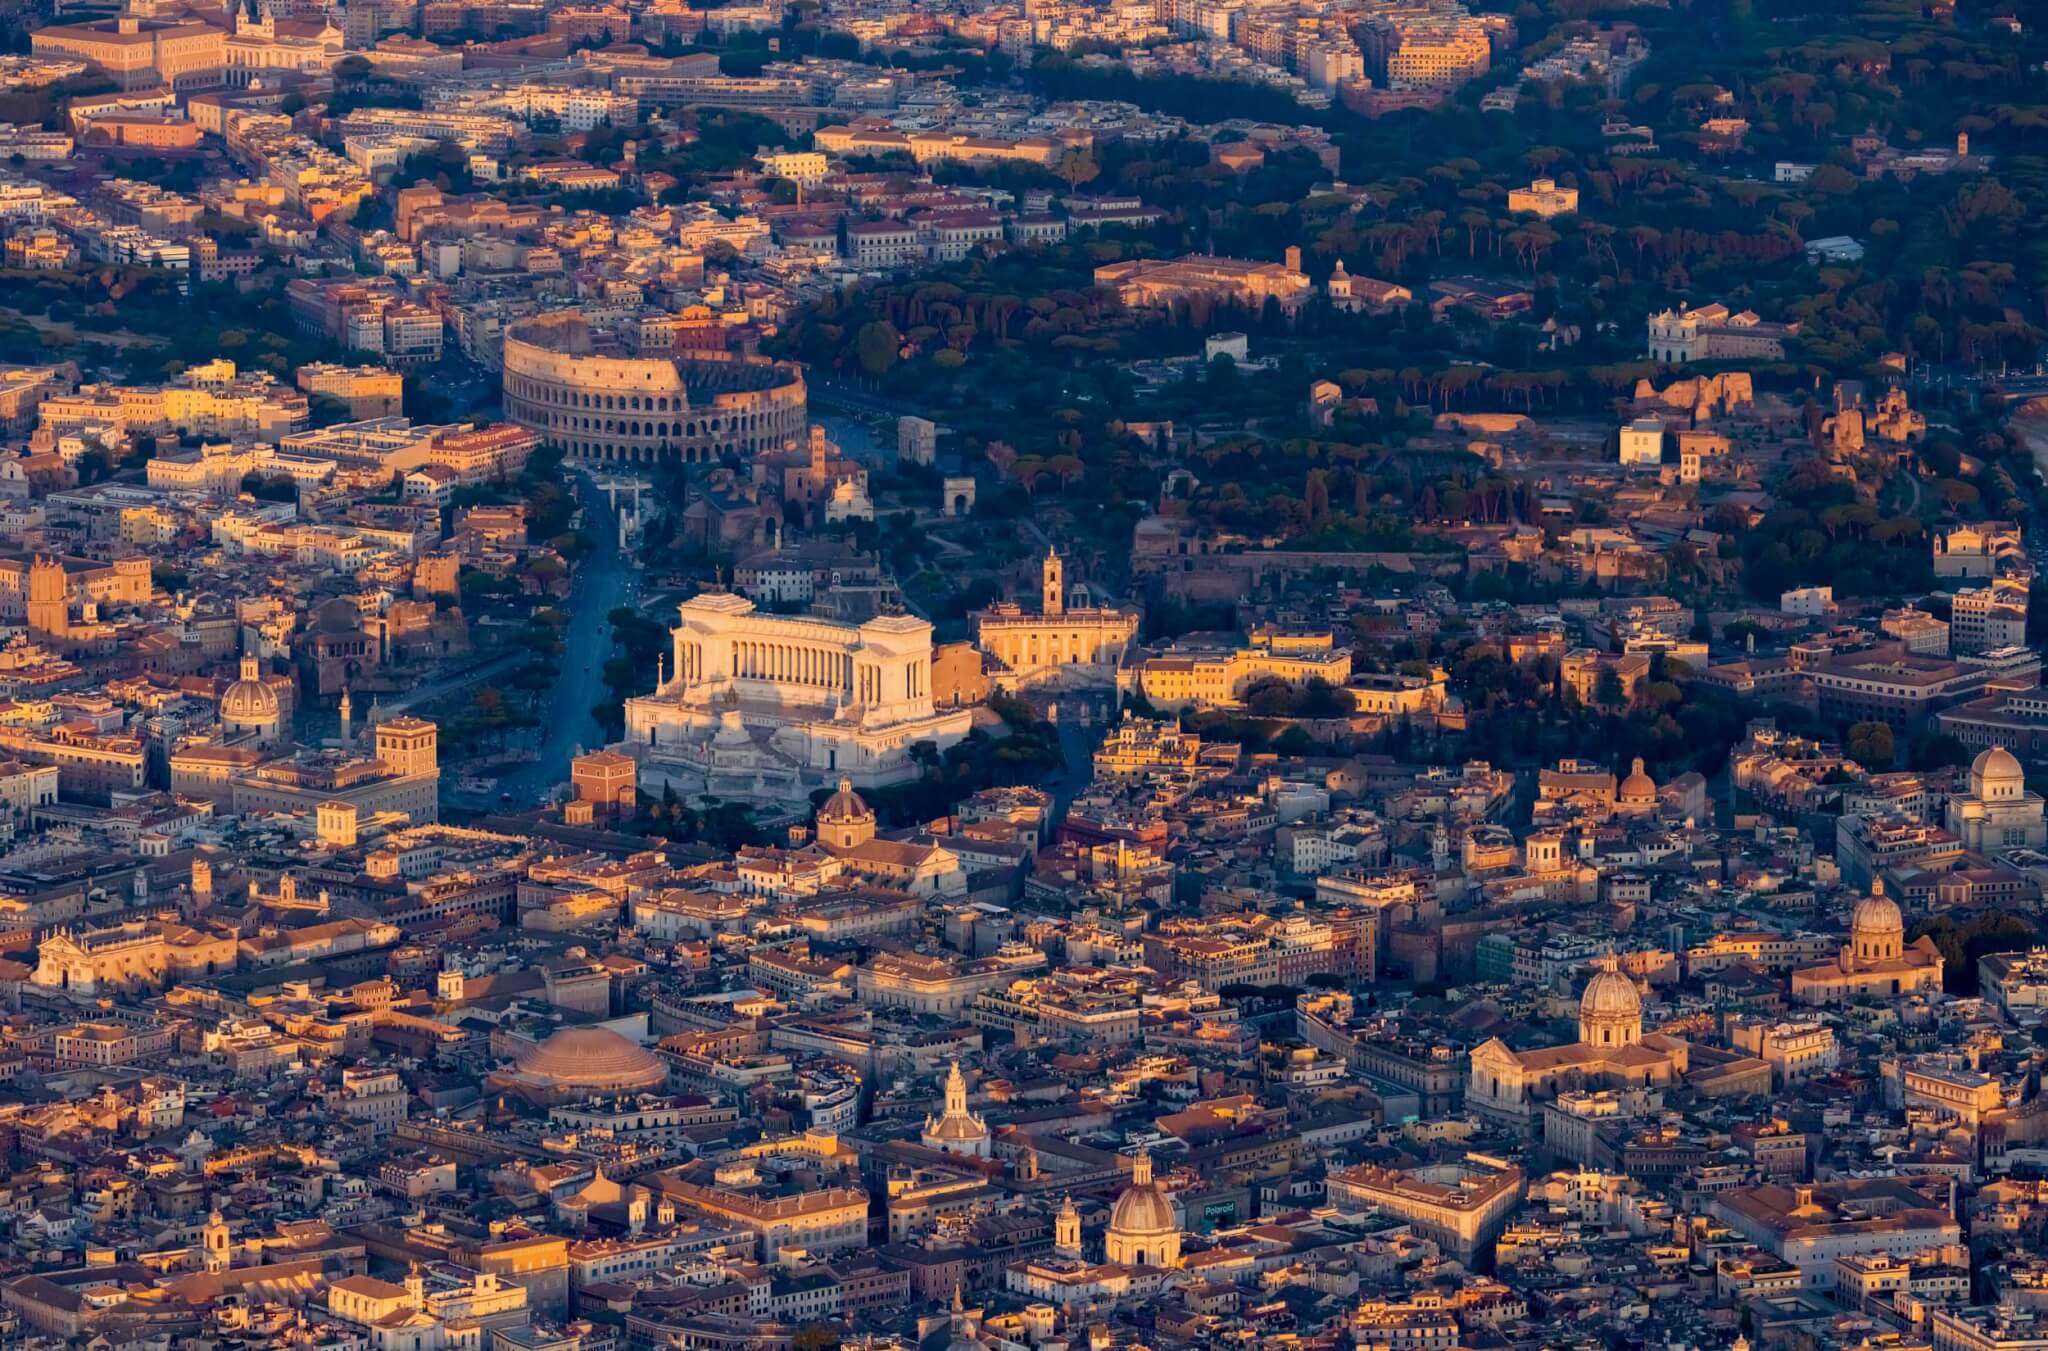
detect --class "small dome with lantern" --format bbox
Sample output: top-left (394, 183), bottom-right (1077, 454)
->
top-left (1577, 954), bottom-right (1643, 1049)
top-left (221, 656), bottom-right (282, 745)
top-left (1618, 756), bottom-right (1657, 812)
top-left (921, 1061), bottom-right (991, 1158)
top-left (816, 775), bottom-right (876, 849)
top-left (1847, 879), bottom-right (1905, 966)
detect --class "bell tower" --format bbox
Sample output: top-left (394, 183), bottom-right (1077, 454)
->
top-left (202, 1210), bottom-right (230, 1272)
top-left (26, 555), bottom-right (67, 639)
top-left (1042, 547), bottom-right (1064, 617)
top-left (1055, 1195), bottom-right (1081, 1258)
top-left (944, 1060), bottom-right (968, 1118)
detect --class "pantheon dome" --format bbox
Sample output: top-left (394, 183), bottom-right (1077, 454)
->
top-left (487, 1026), bottom-right (668, 1106)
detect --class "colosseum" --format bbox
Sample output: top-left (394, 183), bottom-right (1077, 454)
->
top-left (499, 310), bottom-right (808, 465)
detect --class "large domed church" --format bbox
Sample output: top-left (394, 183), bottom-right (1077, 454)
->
top-left (1467, 955), bottom-right (1688, 1132)
top-left (1001, 1149), bottom-right (1185, 1308)
top-left (1790, 880), bottom-right (1943, 1005)
top-left (1104, 1150), bottom-right (1179, 1268)
top-left (221, 655), bottom-right (283, 746)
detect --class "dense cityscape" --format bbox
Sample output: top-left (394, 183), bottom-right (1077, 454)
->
top-left (0, 0), bottom-right (2047, 1348)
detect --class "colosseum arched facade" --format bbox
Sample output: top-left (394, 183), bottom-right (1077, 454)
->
top-left (500, 311), bottom-right (808, 465)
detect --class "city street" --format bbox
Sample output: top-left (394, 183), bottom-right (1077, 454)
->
top-left (493, 470), bottom-right (634, 807)
top-left (810, 374), bottom-right (923, 429)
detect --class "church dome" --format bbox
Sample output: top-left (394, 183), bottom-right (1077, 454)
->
top-left (1971, 745), bottom-right (2025, 800)
top-left (1851, 887), bottom-right (1904, 939)
top-left (1109, 1157), bottom-right (1176, 1237)
top-left (1619, 756), bottom-right (1656, 802)
top-left (1580, 963), bottom-right (1642, 1022)
top-left (927, 1114), bottom-right (985, 1141)
top-left (927, 1112), bottom-right (986, 1142)
top-left (1578, 956), bottom-right (1643, 1048)
top-left (926, 1066), bottom-right (987, 1141)
top-left (221, 657), bottom-right (280, 726)
top-left (922, 1061), bottom-right (990, 1157)
top-left (512, 1026), bottom-right (666, 1092)
top-left (818, 776), bottom-right (873, 824)
top-left (1110, 1185), bottom-right (1175, 1236)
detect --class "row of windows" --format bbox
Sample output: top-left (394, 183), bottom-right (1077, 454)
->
top-left (504, 372), bottom-right (801, 428)
top-left (524, 406), bottom-right (784, 444)
top-left (507, 392), bottom-right (804, 466)
top-left (506, 374), bottom-right (688, 415)
top-left (517, 407), bottom-right (720, 441)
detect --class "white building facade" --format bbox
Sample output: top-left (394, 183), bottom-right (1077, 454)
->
top-left (620, 593), bottom-right (974, 805)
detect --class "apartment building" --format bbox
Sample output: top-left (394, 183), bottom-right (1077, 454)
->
top-left (1326, 1159), bottom-right (1523, 1265)
top-left (644, 1176), bottom-right (869, 1262)
top-left (1812, 647), bottom-right (2008, 733)
top-left (1882, 607), bottom-right (1951, 655)
top-left (286, 278), bottom-right (443, 365)
top-left (1939, 687), bottom-right (2048, 761)
top-left (1361, 15), bottom-right (1494, 91)
top-left (296, 364), bottom-right (405, 418)
top-left (1728, 1019), bottom-right (1838, 1086)
top-left (1930, 1306), bottom-right (2048, 1351)
top-left (1714, 1179), bottom-right (1960, 1290)
top-left (758, 149), bottom-right (829, 185)
top-left (845, 220), bottom-right (922, 268)
top-left (39, 360), bottom-right (309, 442)
top-left (1979, 948), bottom-right (2048, 1017)
top-left (1950, 578), bottom-right (2028, 653)
top-left (1834, 813), bottom-right (1964, 890)
top-left (0, 723), bottom-right (147, 800)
